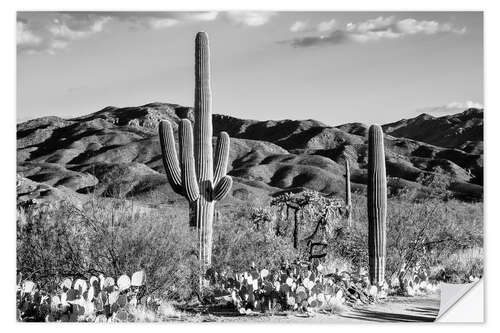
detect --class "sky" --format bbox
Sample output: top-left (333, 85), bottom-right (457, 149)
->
top-left (16, 11), bottom-right (483, 126)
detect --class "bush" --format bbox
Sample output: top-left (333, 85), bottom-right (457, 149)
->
top-left (345, 193), bottom-right (483, 287)
top-left (326, 224), bottom-right (368, 274)
top-left (212, 206), bottom-right (297, 274)
top-left (17, 199), bottom-right (197, 300)
top-left (429, 247), bottom-right (483, 283)
top-left (17, 199), bottom-right (301, 303)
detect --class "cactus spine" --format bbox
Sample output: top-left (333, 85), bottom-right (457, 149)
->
top-left (345, 157), bottom-right (352, 227)
top-left (367, 124), bottom-right (387, 287)
top-left (159, 32), bottom-right (232, 271)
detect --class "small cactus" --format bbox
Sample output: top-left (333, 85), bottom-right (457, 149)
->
top-left (367, 124), bottom-right (387, 287)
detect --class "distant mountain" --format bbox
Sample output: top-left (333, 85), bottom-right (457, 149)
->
top-left (17, 103), bottom-right (483, 207)
top-left (382, 108), bottom-right (483, 155)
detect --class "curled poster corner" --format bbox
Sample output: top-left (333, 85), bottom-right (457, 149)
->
top-left (437, 279), bottom-right (484, 322)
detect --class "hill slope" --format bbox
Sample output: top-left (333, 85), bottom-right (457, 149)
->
top-left (382, 108), bottom-right (483, 155)
top-left (17, 103), bottom-right (483, 206)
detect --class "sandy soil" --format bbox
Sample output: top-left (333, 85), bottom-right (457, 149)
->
top-left (187, 293), bottom-right (440, 323)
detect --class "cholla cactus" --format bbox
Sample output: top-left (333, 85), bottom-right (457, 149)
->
top-left (158, 32), bottom-right (232, 269)
top-left (367, 124), bottom-right (387, 287)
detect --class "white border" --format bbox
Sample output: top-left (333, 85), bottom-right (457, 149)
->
top-left (2, 0), bottom-right (498, 331)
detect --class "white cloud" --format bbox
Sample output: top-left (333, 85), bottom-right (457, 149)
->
top-left (49, 16), bottom-right (111, 40)
top-left (18, 14), bottom-right (113, 54)
top-left (417, 101), bottom-right (484, 114)
top-left (46, 40), bottom-right (69, 55)
top-left (290, 21), bottom-right (309, 32)
top-left (17, 12), bottom-right (223, 54)
top-left (396, 18), bottom-right (466, 35)
top-left (317, 19), bottom-right (336, 32)
top-left (446, 101), bottom-right (483, 109)
top-left (17, 21), bottom-right (42, 46)
top-left (146, 11), bottom-right (219, 29)
top-left (225, 11), bottom-right (276, 27)
top-left (283, 16), bottom-right (467, 47)
top-left (347, 16), bottom-right (395, 33)
top-left (184, 11), bottom-right (219, 21)
top-left (147, 18), bottom-right (179, 29)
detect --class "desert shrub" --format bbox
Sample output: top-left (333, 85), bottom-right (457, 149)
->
top-left (319, 255), bottom-right (354, 276)
top-left (415, 167), bottom-right (453, 201)
top-left (269, 190), bottom-right (345, 259)
top-left (326, 224), bottom-right (368, 274)
top-left (211, 206), bottom-right (297, 274)
top-left (339, 193), bottom-right (482, 286)
top-left (235, 189), bottom-right (482, 287)
top-left (429, 247), bottom-right (483, 283)
top-left (17, 198), bottom-right (197, 300)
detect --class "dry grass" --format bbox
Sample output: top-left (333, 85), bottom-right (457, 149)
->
top-left (331, 193), bottom-right (483, 285)
top-left (318, 297), bottom-right (346, 314)
top-left (429, 246), bottom-right (483, 283)
top-left (320, 256), bottom-right (352, 275)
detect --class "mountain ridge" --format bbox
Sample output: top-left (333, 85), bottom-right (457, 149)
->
top-left (17, 103), bottom-right (483, 206)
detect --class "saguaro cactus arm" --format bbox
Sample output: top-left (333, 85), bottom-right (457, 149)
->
top-left (159, 120), bottom-right (183, 195)
top-left (214, 131), bottom-right (230, 184)
top-left (179, 119), bottom-right (200, 202)
top-left (213, 175), bottom-right (233, 201)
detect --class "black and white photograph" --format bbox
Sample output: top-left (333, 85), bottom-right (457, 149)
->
top-left (13, 7), bottom-right (486, 324)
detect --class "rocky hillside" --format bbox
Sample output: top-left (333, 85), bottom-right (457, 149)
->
top-left (382, 109), bottom-right (483, 155)
top-left (17, 103), bottom-right (483, 207)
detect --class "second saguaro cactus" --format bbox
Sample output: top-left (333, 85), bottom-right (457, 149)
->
top-left (159, 32), bottom-right (232, 270)
top-left (344, 156), bottom-right (352, 227)
top-left (367, 124), bottom-right (387, 287)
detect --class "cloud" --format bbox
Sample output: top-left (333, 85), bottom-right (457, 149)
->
top-left (147, 18), bottom-right (180, 29)
top-left (143, 11), bottom-right (219, 29)
top-left (284, 31), bottom-right (349, 47)
top-left (17, 11), bottom-right (222, 54)
top-left (18, 11), bottom-right (275, 54)
top-left (17, 21), bottom-right (42, 47)
top-left (281, 16), bottom-right (466, 47)
top-left (185, 11), bottom-right (219, 21)
top-left (48, 16), bottom-right (111, 40)
top-left (290, 21), bottom-right (309, 32)
top-left (290, 18), bottom-right (337, 33)
top-left (418, 101), bottom-right (484, 114)
top-left (317, 19), bottom-right (336, 32)
top-left (396, 18), bottom-right (466, 35)
top-left (224, 11), bottom-right (276, 27)
top-left (18, 13), bottom-right (113, 54)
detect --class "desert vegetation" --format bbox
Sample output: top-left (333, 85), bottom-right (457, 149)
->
top-left (16, 181), bottom-right (482, 321)
top-left (16, 32), bottom-right (483, 322)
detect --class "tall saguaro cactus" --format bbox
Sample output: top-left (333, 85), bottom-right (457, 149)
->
top-left (367, 124), bottom-right (387, 287)
top-left (158, 32), bottom-right (232, 270)
top-left (344, 156), bottom-right (352, 227)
